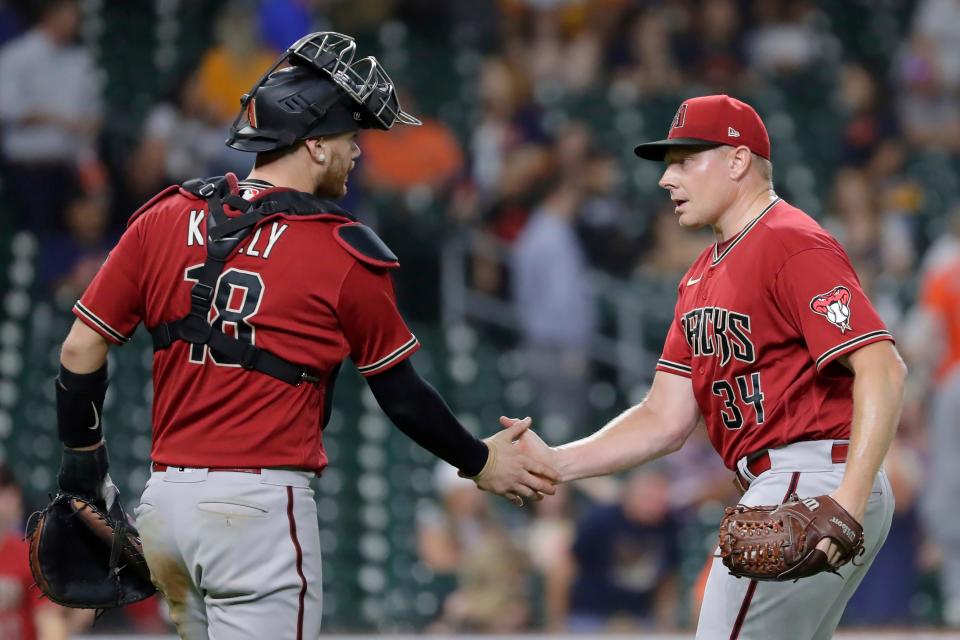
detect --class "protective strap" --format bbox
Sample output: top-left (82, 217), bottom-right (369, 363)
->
top-left (149, 177), bottom-right (322, 386)
top-left (152, 319), bottom-right (320, 385)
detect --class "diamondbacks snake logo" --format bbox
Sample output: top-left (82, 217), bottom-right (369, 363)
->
top-left (809, 286), bottom-right (852, 333)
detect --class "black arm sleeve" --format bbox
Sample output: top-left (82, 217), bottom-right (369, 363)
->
top-left (366, 359), bottom-right (489, 476)
top-left (57, 363), bottom-right (107, 448)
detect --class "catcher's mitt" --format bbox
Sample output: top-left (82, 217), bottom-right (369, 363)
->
top-left (26, 493), bottom-right (156, 609)
top-left (718, 493), bottom-right (865, 581)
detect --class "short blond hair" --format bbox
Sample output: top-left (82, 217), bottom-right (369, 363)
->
top-left (753, 154), bottom-right (773, 187)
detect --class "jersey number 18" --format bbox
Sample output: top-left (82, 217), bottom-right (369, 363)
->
top-left (184, 264), bottom-right (264, 366)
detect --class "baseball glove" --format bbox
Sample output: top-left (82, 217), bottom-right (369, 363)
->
top-left (718, 493), bottom-right (865, 581)
top-left (26, 492), bottom-right (156, 609)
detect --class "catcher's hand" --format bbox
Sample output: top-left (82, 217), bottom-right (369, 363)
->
top-left (27, 492), bottom-right (156, 609)
top-left (464, 417), bottom-right (560, 506)
top-left (718, 493), bottom-right (865, 581)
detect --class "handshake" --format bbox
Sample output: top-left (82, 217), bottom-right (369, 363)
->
top-left (464, 416), bottom-right (562, 506)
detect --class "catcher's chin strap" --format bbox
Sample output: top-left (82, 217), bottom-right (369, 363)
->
top-left (149, 177), bottom-right (351, 386)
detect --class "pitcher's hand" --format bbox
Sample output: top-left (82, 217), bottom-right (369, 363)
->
top-left (499, 415), bottom-right (561, 478)
top-left (467, 417), bottom-right (560, 506)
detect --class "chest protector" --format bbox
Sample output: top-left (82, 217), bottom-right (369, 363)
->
top-left (148, 176), bottom-right (397, 387)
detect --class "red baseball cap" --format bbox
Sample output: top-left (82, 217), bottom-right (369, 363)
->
top-left (633, 94), bottom-right (771, 161)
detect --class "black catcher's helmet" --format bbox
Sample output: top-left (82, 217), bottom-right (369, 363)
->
top-left (227, 32), bottom-right (420, 153)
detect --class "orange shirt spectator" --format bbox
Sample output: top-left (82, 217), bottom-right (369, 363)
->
top-left (196, 45), bottom-right (277, 124)
top-left (920, 255), bottom-right (960, 381)
top-left (360, 118), bottom-right (464, 192)
top-left (195, 3), bottom-right (278, 124)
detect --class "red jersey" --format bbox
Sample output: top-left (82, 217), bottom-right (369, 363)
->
top-left (0, 533), bottom-right (38, 640)
top-left (655, 199), bottom-right (893, 469)
top-left (73, 178), bottom-right (419, 472)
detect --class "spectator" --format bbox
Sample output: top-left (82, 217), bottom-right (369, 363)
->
top-left (0, 0), bottom-right (102, 235)
top-left (126, 68), bottom-right (246, 203)
top-left (843, 437), bottom-right (925, 626)
top-left (524, 483), bottom-right (576, 632)
top-left (662, 425), bottom-right (738, 510)
top-left (359, 92), bottom-right (464, 195)
top-left (607, 7), bottom-right (683, 98)
top-left (921, 365), bottom-right (960, 627)
top-left (256, 0), bottom-right (327, 54)
top-left (38, 178), bottom-right (115, 305)
top-left (673, 0), bottom-right (748, 91)
top-left (746, 0), bottom-right (822, 76)
top-left (894, 36), bottom-right (960, 153)
top-left (575, 149), bottom-right (642, 278)
top-left (912, 0), bottom-right (960, 91)
top-left (195, 1), bottom-right (279, 125)
top-left (0, 464), bottom-right (87, 638)
top-left (506, 2), bottom-right (612, 96)
top-left (469, 56), bottom-right (546, 200)
top-left (417, 462), bottom-right (495, 576)
top-left (565, 468), bottom-right (680, 632)
top-left (921, 203), bottom-right (960, 274)
top-left (916, 219), bottom-right (960, 383)
top-left (836, 63), bottom-right (902, 167)
top-left (0, 1), bottom-right (23, 47)
top-left (640, 201), bottom-right (714, 279)
top-left (512, 177), bottom-right (596, 438)
top-left (824, 167), bottom-right (881, 273)
top-left (417, 463), bottom-right (529, 632)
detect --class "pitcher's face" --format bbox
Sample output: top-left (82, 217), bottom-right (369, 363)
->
top-left (659, 146), bottom-right (736, 228)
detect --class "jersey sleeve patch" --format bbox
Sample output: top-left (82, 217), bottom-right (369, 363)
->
top-left (334, 223), bottom-right (400, 269)
top-left (356, 335), bottom-right (420, 376)
top-left (809, 285), bottom-right (853, 333)
top-left (72, 302), bottom-right (132, 345)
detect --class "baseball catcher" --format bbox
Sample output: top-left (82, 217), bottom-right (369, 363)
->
top-left (718, 493), bottom-right (865, 581)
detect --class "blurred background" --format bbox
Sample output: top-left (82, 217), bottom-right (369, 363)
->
top-left (0, 0), bottom-right (958, 637)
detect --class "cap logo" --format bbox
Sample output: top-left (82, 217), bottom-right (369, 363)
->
top-left (671, 103), bottom-right (688, 129)
top-left (728, 127), bottom-right (740, 137)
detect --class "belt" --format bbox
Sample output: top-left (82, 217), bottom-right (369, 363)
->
top-left (152, 463), bottom-right (261, 474)
top-left (735, 442), bottom-right (849, 491)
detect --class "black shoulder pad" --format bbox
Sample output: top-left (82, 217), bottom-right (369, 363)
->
top-left (181, 175), bottom-right (230, 198)
top-left (334, 223), bottom-right (399, 268)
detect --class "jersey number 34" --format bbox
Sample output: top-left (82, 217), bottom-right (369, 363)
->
top-left (184, 264), bottom-right (264, 367)
top-left (711, 372), bottom-right (765, 430)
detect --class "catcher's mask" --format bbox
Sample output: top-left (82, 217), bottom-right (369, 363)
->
top-left (227, 31), bottom-right (421, 153)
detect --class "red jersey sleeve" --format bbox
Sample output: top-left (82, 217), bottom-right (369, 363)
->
top-left (773, 247), bottom-right (894, 372)
top-left (337, 262), bottom-right (420, 377)
top-left (73, 219), bottom-right (144, 344)
top-left (655, 292), bottom-right (693, 378)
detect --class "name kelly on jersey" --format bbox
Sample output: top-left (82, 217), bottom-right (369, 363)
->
top-left (186, 210), bottom-right (289, 259)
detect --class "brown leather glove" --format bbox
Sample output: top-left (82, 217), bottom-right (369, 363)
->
top-left (718, 493), bottom-right (865, 581)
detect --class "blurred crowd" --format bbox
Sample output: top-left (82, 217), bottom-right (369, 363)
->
top-left (0, 0), bottom-right (959, 635)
